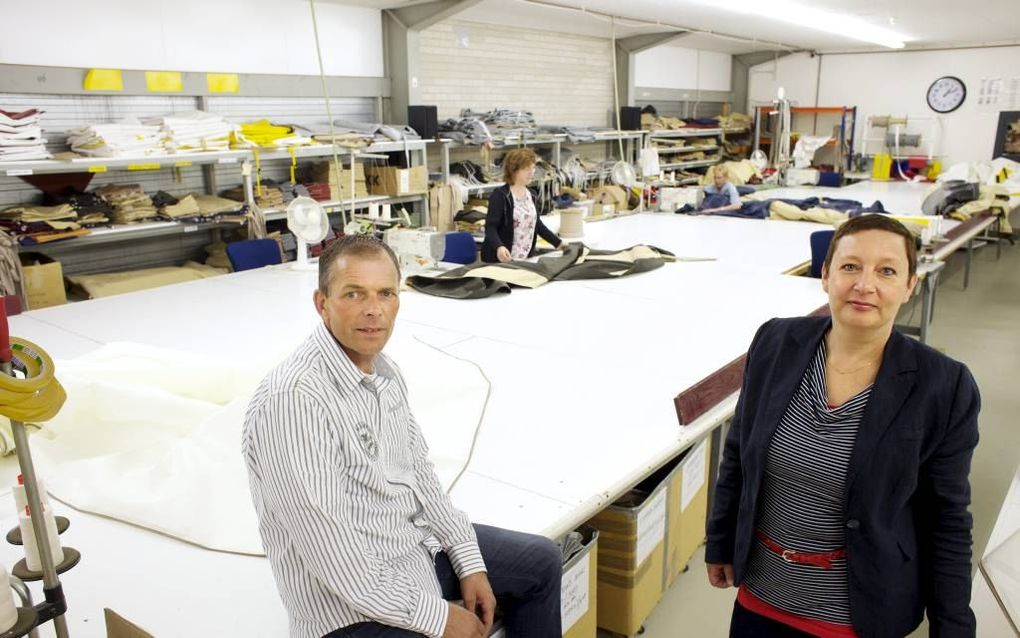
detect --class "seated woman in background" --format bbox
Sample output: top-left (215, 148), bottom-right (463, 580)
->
top-left (706, 213), bottom-right (980, 638)
top-left (699, 165), bottom-right (742, 215)
top-left (482, 148), bottom-right (565, 263)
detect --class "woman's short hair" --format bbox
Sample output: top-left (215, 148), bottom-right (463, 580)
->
top-left (502, 148), bottom-right (538, 184)
top-left (823, 214), bottom-right (918, 279)
top-left (713, 165), bottom-right (729, 178)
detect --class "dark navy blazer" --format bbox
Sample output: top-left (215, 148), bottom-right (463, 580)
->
top-left (707, 316), bottom-right (980, 638)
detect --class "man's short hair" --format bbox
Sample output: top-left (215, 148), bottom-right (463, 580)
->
top-left (318, 235), bottom-right (401, 293)
top-left (823, 214), bottom-right (918, 279)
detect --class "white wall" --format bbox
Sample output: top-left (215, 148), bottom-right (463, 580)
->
top-left (419, 20), bottom-right (613, 126)
top-left (634, 46), bottom-right (732, 92)
top-left (747, 52), bottom-right (820, 108)
top-left (748, 47), bottom-right (1020, 165)
top-left (0, 0), bottom-right (384, 77)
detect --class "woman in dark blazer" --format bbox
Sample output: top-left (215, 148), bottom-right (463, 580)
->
top-left (707, 214), bottom-right (980, 638)
top-left (481, 148), bottom-right (564, 263)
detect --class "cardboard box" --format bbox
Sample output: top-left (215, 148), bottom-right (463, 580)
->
top-left (20, 253), bottom-right (67, 309)
top-left (588, 477), bottom-right (669, 636)
top-left (105, 609), bottom-right (154, 638)
top-left (310, 161), bottom-right (368, 199)
top-left (664, 437), bottom-right (712, 589)
top-left (365, 165), bottom-right (428, 196)
top-left (562, 526), bottom-right (599, 638)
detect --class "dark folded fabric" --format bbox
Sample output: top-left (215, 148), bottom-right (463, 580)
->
top-left (407, 243), bottom-right (674, 299)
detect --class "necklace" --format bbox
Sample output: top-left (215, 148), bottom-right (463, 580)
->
top-left (828, 358), bottom-right (878, 375)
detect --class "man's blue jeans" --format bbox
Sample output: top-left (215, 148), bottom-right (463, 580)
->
top-left (324, 524), bottom-right (562, 638)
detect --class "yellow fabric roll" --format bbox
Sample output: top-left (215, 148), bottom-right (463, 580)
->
top-left (0, 339), bottom-right (66, 423)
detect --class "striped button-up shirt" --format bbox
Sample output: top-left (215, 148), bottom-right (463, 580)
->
top-left (242, 324), bottom-right (486, 638)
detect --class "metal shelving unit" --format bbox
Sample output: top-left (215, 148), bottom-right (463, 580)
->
top-left (659, 158), bottom-right (719, 171)
top-left (250, 139), bottom-right (432, 226)
top-left (0, 150), bottom-right (249, 177)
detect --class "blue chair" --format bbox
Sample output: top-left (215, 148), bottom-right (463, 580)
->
top-left (809, 230), bottom-right (835, 278)
top-left (226, 239), bottom-right (283, 272)
top-left (442, 232), bottom-right (477, 265)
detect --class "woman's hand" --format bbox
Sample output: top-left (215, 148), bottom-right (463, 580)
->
top-left (496, 246), bottom-right (511, 263)
top-left (707, 563), bottom-right (734, 588)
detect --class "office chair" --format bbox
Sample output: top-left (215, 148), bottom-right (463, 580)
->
top-left (226, 239), bottom-right (283, 272)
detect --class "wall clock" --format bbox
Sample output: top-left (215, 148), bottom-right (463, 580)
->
top-left (927, 76), bottom-right (966, 113)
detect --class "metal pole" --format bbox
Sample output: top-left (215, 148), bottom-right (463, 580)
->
top-left (3, 361), bottom-right (69, 638)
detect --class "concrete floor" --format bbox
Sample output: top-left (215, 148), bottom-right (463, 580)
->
top-left (604, 228), bottom-right (1020, 638)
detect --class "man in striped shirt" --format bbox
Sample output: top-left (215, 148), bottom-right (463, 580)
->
top-left (242, 236), bottom-right (562, 638)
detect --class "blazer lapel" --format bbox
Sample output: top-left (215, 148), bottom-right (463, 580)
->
top-left (844, 329), bottom-right (918, 494)
top-left (749, 318), bottom-right (830, 467)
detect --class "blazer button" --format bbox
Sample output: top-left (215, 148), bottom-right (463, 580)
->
top-left (846, 519), bottom-right (860, 530)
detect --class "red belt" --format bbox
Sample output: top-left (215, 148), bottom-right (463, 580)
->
top-left (756, 530), bottom-right (846, 570)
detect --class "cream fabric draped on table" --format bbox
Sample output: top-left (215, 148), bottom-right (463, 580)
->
top-left (24, 332), bottom-right (490, 555)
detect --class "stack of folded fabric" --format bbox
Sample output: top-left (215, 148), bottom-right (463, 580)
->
top-left (0, 203), bottom-right (76, 224)
top-left (43, 190), bottom-right (111, 226)
top-left (151, 191), bottom-right (201, 220)
top-left (96, 184), bottom-right (158, 223)
top-left (144, 111), bottom-right (236, 153)
top-left (453, 208), bottom-right (486, 234)
top-left (717, 112), bottom-right (752, 130)
top-left (0, 108), bottom-right (50, 161)
top-left (67, 119), bottom-right (166, 157)
top-left (192, 194), bottom-right (243, 216)
top-left (0, 203), bottom-right (83, 243)
top-left (461, 108), bottom-right (538, 139)
top-left (642, 114), bottom-right (685, 131)
top-left (277, 182), bottom-right (311, 204)
top-left (220, 180), bottom-right (287, 209)
top-left (302, 182), bottom-right (332, 202)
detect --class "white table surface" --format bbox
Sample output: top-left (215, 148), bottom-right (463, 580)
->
top-left (5, 190), bottom-right (932, 636)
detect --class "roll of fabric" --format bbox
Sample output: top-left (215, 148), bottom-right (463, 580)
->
top-left (558, 208), bottom-right (584, 239)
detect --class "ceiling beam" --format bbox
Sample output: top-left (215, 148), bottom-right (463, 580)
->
top-left (735, 50), bottom-right (799, 68)
top-left (389, 0), bottom-right (484, 31)
top-left (616, 31), bottom-right (690, 54)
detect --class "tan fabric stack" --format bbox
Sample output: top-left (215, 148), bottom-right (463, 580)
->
top-left (96, 184), bottom-right (158, 224)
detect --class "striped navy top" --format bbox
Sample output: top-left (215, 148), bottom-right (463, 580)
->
top-left (743, 341), bottom-right (872, 625)
top-left (242, 324), bottom-right (485, 638)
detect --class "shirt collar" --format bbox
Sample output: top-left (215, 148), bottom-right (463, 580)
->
top-left (313, 323), bottom-right (394, 393)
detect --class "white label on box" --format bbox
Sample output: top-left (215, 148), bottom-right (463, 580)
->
top-left (399, 169), bottom-right (410, 193)
top-left (636, 488), bottom-right (668, 565)
top-left (560, 551), bottom-right (590, 633)
top-left (183, 225), bottom-right (198, 233)
top-left (681, 439), bottom-right (709, 512)
top-left (6, 169), bottom-right (32, 176)
top-left (217, 157), bottom-right (238, 164)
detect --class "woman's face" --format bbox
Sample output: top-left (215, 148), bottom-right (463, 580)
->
top-left (513, 163), bottom-right (536, 186)
top-left (822, 229), bottom-right (917, 333)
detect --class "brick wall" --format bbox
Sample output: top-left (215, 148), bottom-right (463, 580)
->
top-left (419, 20), bottom-right (614, 127)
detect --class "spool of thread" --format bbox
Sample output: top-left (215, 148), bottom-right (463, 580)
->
top-left (20, 504), bottom-right (63, 572)
top-left (381, 204), bottom-right (393, 220)
top-left (0, 562), bottom-right (17, 632)
top-left (13, 474), bottom-right (51, 513)
top-left (871, 115), bottom-right (908, 128)
top-left (559, 208), bottom-right (584, 239)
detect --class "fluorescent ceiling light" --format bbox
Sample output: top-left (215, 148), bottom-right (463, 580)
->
top-left (695, 0), bottom-right (910, 49)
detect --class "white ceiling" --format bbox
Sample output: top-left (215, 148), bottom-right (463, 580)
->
top-left (330, 0), bottom-right (1020, 54)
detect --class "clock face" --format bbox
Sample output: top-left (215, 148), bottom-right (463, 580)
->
top-left (927, 76), bottom-right (966, 113)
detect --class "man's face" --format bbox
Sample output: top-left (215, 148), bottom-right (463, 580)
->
top-left (822, 230), bottom-right (917, 333)
top-left (313, 253), bottom-right (400, 372)
top-left (713, 171), bottom-right (726, 189)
